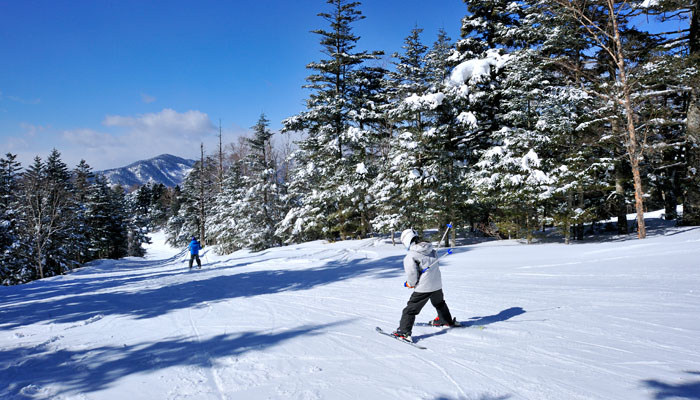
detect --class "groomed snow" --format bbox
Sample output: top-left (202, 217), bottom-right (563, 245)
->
top-left (1, 215), bottom-right (699, 399)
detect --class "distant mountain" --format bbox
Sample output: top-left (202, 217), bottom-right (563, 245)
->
top-left (99, 154), bottom-right (196, 188)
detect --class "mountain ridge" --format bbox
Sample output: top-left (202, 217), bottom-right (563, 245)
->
top-left (99, 154), bottom-right (196, 188)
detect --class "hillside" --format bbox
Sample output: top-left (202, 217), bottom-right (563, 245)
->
top-left (1, 213), bottom-right (699, 399)
top-left (98, 154), bottom-right (195, 188)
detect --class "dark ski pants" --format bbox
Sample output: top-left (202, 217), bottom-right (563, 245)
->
top-left (398, 289), bottom-right (453, 335)
top-left (189, 254), bottom-right (201, 269)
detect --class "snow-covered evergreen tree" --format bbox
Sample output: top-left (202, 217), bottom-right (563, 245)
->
top-left (638, 0), bottom-right (700, 225)
top-left (0, 154), bottom-right (33, 285)
top-left (233, 114), bottom-right (285, 251)
top-left (209, 160), bottom-right (246, 254)
top-left (168, 155), bottom-right (217, 247)
top-left (68, 159), bottom-right (94, 264)
top-left (371, 27), bottom-right (436, 235)
top-left (280, 0), bottom-right (382, 242)
top-left (439, 1), bottom-right (522, 238)
top-left (21, 151), bottom-right (76, 278)
top-left (85, 175), bottom-right (120, 259)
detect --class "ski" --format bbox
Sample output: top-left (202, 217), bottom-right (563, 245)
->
top-left (375, 327), bottom-right (427, 350)
top-left (414, 321), bottom-right (486, 330)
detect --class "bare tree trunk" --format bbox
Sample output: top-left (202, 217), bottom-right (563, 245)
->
top-left (686, 87), bottom-right (700, 225)
top-left (615, 161), bottom-right (628, 234)
top-left (565, 191), bottom-right (573, 245)
top-left (576, 186), bottom-right (584, 240)
top-left (608, 0), bottom-right (646, 238)
top-left (684, 0), bottom-right (700, 225)
top-left (553, 0), bottom-right (648, 238)
top-left (450, 208), bottom-right (456, 248)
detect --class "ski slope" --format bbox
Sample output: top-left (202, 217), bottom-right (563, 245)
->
top-left (1, 217), bottom-right (700, 399)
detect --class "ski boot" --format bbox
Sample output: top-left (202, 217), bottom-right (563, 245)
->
top-left (428, 316), bottom-right (461, 327)
top-left (392, 330), bottom-right (413, 343)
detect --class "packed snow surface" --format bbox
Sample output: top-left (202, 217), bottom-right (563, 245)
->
top-left (2, 216), bottom-right (699, 399)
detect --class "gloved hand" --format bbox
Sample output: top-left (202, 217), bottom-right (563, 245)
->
top-left (404, 281), bottom-right (415, 289)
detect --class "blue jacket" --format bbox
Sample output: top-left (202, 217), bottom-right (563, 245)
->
top-left (188, 239), bottom-right (201, 255)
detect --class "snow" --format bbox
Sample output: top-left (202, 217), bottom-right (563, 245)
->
top-left (404, 92), bottom-right (445, 110)
top-left (2, 219), bottom-right (700, 399)
top-left (457, 111), bottom-right (478, 128)
top-left (448, 50), bottom-right (513, 86)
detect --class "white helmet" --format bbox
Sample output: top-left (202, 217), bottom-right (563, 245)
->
top-left (400, 228), bottom-right (418, 249)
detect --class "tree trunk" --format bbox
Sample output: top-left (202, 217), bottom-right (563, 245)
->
top-left (685, 86), bottom-right (700, 225)
top-left (576, 186), bottom-right (584, 241)
top-left (662, 165), bottom-right (679, 220)
top-left (609, 0), bottom-right (646, 238)
top-left (565, 191), bottom-right (573, 245)
top-left (684, 0), bottom-right (700, 225)
top-left (615, 161), bottom-right (628, 234)
top-left (450, 207), bottom-right (456, 248)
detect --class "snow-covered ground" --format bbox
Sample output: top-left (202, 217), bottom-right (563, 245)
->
top-left (1, 216), bottom-right (699, 399)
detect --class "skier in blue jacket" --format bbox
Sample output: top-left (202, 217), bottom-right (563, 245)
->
top-left (188, 236), bottom-right (202, 270)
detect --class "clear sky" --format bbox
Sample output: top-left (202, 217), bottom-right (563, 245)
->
top-left (0, 0), bottom-right (467, 170)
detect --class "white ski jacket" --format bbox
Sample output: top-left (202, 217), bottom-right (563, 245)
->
top-left (403, 242), bottom-right (442, 293)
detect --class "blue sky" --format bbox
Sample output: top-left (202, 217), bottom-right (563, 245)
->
top-left (0, 0), bottom-right (466, 169)
top-left (0, 1), bottom-right (685, 170)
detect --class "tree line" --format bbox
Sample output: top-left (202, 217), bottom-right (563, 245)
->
top-left (166, 0), bottom-right (698, 253)
top-left (0, 150), bottom-right (150, 285)
top-left (171, 0), bottom-right (698, 253)
top-left (3, 0), bottom-right (698, 284)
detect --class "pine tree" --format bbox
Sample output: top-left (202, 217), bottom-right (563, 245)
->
top-left (546, 0), bottom-right (659, 238)
top-left (0, 154), bottom-right (33, 285)
top-left (84, 175), bottom-right (117, 259)
top-left (169, 156), bottom-right (217, 247)
top-left (69, 159), bottom-right (94, 264)
top-left (441, 1), bottom-right (522, 239)
top-left (421, 29), bottom-right (467, 246)
top-left (236, 113), bottom-right (284, 250)
top-left (684, 0), bottom-right (700, 224)
top-left (281, 0), bottom-right (382, 242)
top-left (43, 149), bottom-right (76, 273)
top-left (638, 0), bottom-right (700, 225)
top-left (371, 27), bottom-right (434, 235)
top-left (209, 160), bottom-right (247, 253)
top-left (22, 150), bottom-right (77, 278)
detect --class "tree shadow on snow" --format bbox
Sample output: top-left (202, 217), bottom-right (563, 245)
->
top-left (642, 371), bottom-right (700, 399)
top-left (0, 321), bottom-right (348, 398)
top-left (0, 254), bottom-right (404, 329)
top-left (0, 252), bottom-right (190, 308)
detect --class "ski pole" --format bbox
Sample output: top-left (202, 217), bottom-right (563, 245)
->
top-left (420, 248), bottom-right (453, 273)
top-left (404, 223), bottom-right (454, 288)
top-left (420, 222), bottom-right (453, 273)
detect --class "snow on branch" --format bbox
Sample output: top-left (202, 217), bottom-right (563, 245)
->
top-left (447, 50), bottom-right (513, 86)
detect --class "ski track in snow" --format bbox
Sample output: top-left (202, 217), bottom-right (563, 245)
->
top-left (1, 227), bottom-right (700, 399)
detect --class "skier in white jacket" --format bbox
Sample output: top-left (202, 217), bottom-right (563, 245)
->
top-left (392, 228), bottom-right (457, 342)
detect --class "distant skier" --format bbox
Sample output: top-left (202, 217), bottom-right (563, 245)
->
top-left (392, 228), bottom-right (458, 342)
top-left (188, 236), bottom-right (202, 270)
